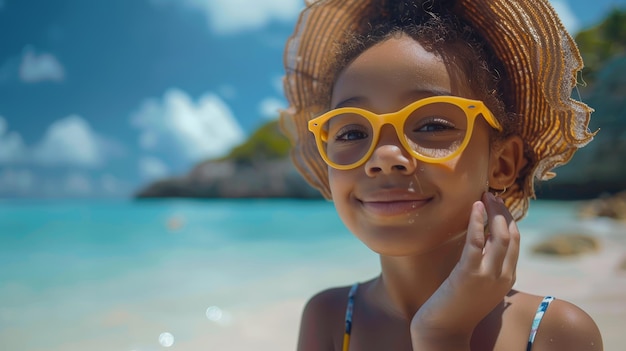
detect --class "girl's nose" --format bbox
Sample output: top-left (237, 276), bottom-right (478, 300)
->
top-left (364, 125), bottom-right (417, 176)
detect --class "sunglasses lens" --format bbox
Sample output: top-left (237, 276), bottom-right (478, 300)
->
top-left (403, 102), bottom-right (468, 159)
top-left (321, 112), bottom-right (373, 167)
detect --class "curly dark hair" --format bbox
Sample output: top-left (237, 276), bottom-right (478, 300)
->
top-left (314, 0), bottom-right (522, 142)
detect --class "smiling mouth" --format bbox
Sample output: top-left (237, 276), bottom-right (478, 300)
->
top-left (359, 198), bottom-right (431, 217)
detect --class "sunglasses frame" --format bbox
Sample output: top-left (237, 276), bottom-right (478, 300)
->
top-left (308, 95), bottom-right (503, 170)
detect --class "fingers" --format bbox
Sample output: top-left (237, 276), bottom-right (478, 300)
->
top-left (413, 193), bottom-right (520, 341)
top-left (482, 192), bottom-right (520, 279)
top-left (458, 200), bottom-right (487, 270)
top-left (459, 192), bottom-right (520, 279)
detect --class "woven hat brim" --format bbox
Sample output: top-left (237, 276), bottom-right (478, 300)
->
top-left (280, 0), bottom-right (594, 220)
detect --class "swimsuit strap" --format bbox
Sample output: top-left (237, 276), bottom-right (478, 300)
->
top-left (527, 296), bottom-right (556, 351)
top-left (342, 283), bottom-right (359, 351)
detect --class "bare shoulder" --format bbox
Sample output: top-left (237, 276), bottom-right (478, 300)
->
top-left (297, 285), bottom-right (354, 351)
top-left (533, 297), bottom-right (603, 351)
top-left (508, 291), bottom-right (603, 351)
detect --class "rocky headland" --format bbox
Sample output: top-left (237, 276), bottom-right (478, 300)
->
top-left (135, 119), bottom-right (321, 199)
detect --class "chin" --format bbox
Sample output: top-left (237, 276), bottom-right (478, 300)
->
top-left (353, 224), bottom-right (468, 257)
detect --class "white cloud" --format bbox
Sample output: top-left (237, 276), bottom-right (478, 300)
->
top-left (0, 114), bottom-right (120, 169)
top-left (19, 47), bottom-right (65, 83)
top-left (172, 0), bottom-right (303, 34)
top-left (132, 88), bottom-right (245, 161)
top-left (258, 97), bottom-right (285, 120)
top-left (550, 0), bottom-right (580, 34)
top-left (0, 116), bottom-right (27, 163)
top-left (0, 116), bottom-right (125, 198)
top-left (32, 115), bottom-right (104, 168)
top-left (139, 156), bottom-right (169, 180)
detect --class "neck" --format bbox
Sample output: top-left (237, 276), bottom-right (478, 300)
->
top-left (371, 234), bottom-right (465, 320)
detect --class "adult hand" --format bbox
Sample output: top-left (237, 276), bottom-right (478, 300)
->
top-left (410, 192), bottom-right (520, 350)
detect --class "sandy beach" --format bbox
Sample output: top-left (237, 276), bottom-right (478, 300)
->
top-left (514, 217), bottom-right (626, 351)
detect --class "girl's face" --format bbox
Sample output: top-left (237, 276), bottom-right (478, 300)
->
top-left (328, 34), bottom-right (497, 257)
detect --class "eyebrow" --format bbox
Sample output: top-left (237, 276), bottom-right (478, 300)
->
top-left (332, 89), bottom-right (453, 110)
top-left (333, 96), bottom-right (364, 109)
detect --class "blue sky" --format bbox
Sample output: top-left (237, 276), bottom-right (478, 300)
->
top-left (0, 0), bottom-right (624, 198)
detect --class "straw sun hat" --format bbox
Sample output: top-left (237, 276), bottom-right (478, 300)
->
top-left (280, 0), bottom-right (595, 220)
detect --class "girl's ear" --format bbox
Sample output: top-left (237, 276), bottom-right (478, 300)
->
top-left (488, 135), bottom-right (526, 191)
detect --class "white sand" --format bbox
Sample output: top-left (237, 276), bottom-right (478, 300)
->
top-left (515, 219), bottom-right (626, 351)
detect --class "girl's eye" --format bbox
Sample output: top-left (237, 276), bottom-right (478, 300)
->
top-left (336, 129), bottom-right (368, 141)
top-left (416, 123), bottom-right (454, 132)
top-left (414, 117), bottom-right (456, 132)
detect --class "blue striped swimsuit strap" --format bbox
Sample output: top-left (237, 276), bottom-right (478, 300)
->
top-left (342, 283), bottom-right (359, 351)
top-left (527, 296), bottom-right (556, 351)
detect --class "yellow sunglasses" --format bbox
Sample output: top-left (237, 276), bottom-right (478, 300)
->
top-left (308, 95), bottom-right (503, 170)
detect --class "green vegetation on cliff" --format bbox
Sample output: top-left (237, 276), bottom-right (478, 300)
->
top-left (221, 120), bottom-right (291, 162)
top-left (575, 8), bottom-right (626, 85)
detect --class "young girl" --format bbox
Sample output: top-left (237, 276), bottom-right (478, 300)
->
top-left (280, 0), bottom-right (603, 350)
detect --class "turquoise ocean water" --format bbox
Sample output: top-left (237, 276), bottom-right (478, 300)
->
top-left (0, 199), bottom-right (587, 350)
